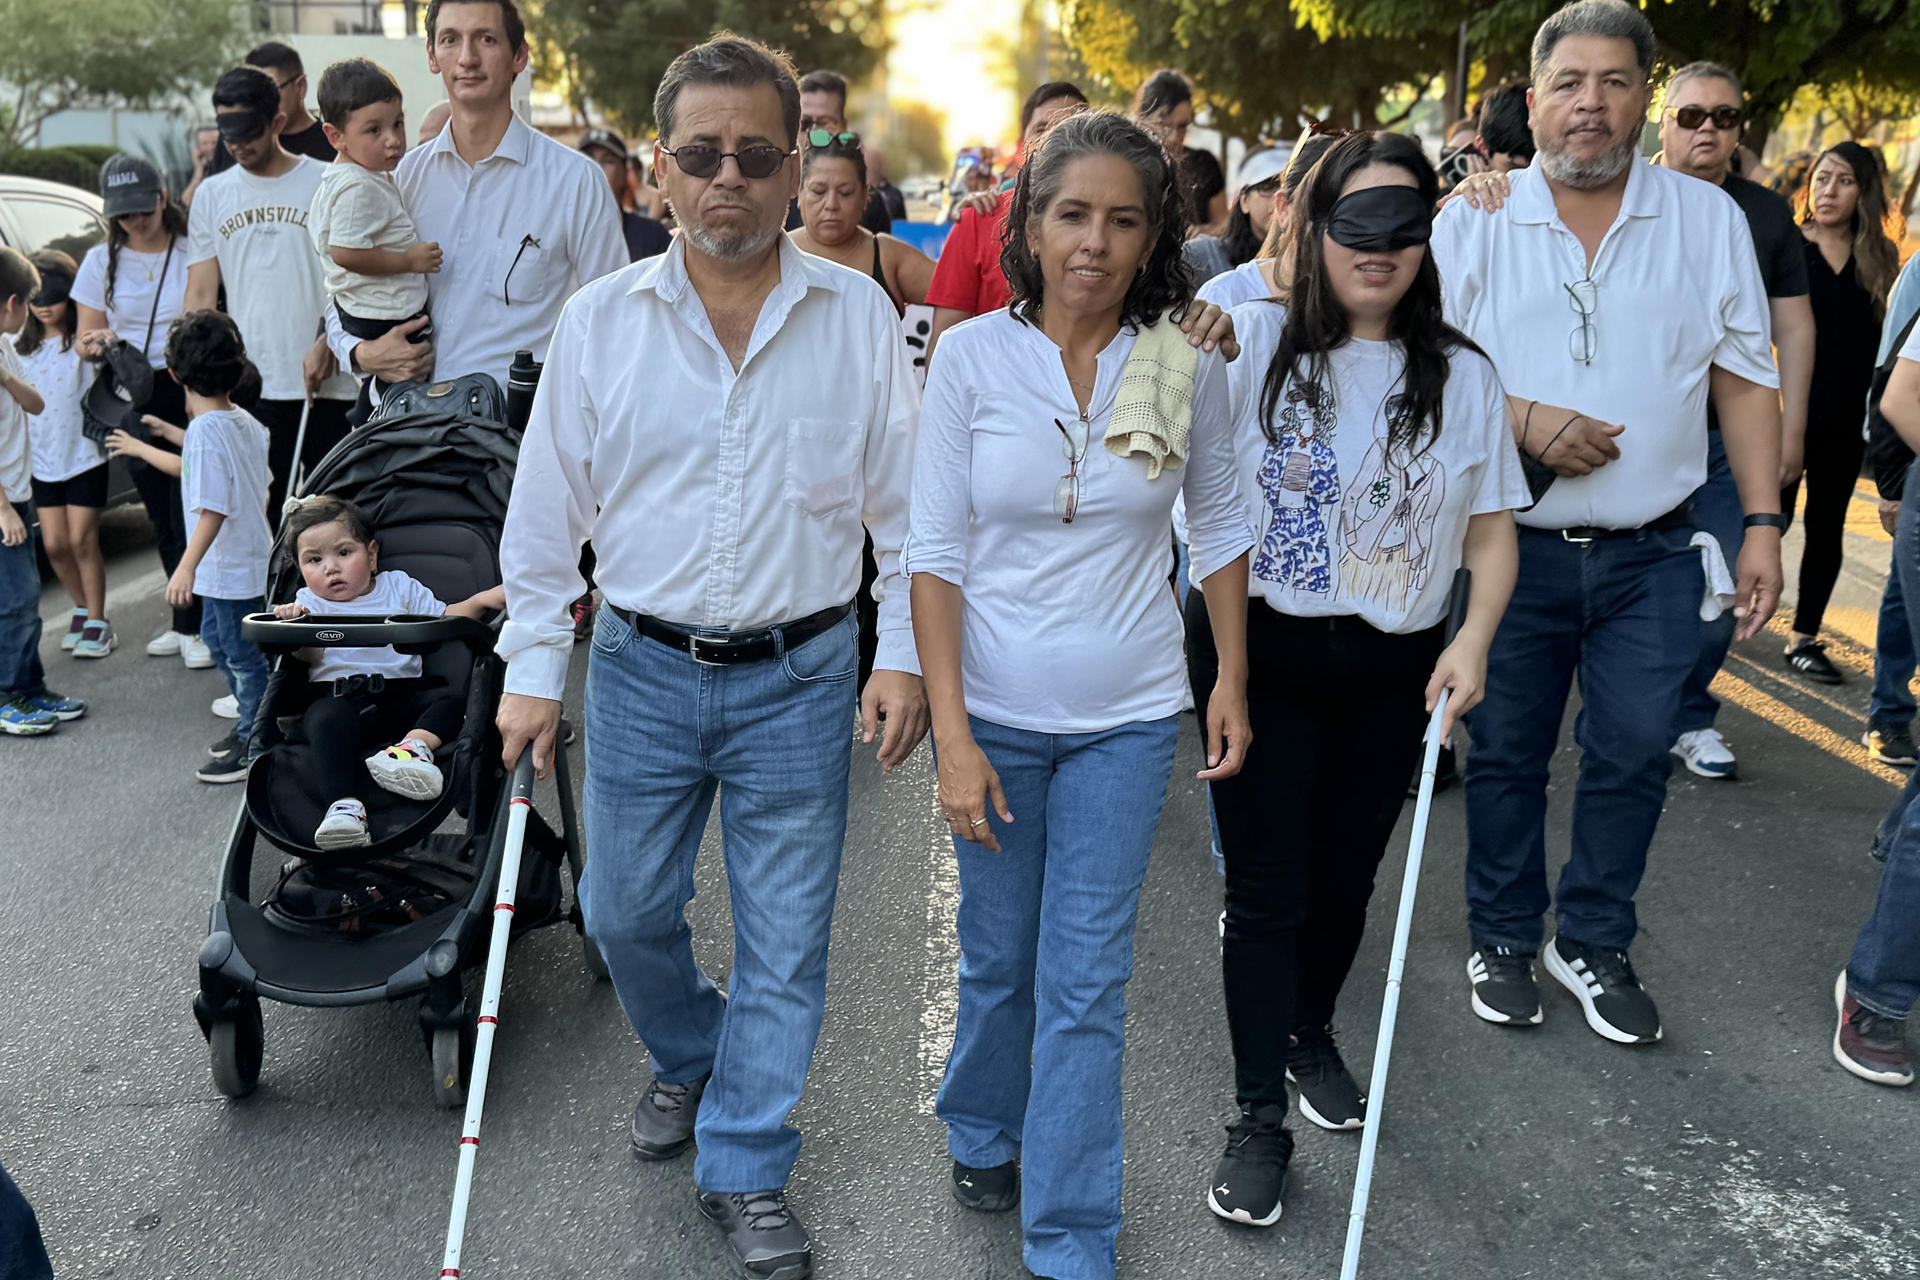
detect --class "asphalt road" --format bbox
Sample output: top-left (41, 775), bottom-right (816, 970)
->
top-left (5, 495), bottom-right (1919, 1280)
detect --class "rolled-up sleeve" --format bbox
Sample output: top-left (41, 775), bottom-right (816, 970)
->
top-left (903, 325), bottom-right (975, 590)
top-left (1180, 351), bottom-right (1255, 581)
top-left (496, 297), bottom-right (597, 699)
top-left (862, 295), bottom-right (923, 677)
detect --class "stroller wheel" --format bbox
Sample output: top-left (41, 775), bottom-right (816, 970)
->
top-left (209, 995), bottom-right (264, 1099)
top-left (583, 935), bottom-right (610, 983)
top-left (429, 1023), bottom-right (474, 1109)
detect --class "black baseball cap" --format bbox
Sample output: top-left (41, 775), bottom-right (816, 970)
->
top-left (99, 154), bottom-right (165, 219)
top-left (578, 128), bottom-right (629, 160)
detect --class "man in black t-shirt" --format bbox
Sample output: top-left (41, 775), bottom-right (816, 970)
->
top-left (577, 128), bottom-right (672, 260)
top-left (1657, 60), bottom-right (1815, 780)
top-left (207, 42), bottom-right (335, 173)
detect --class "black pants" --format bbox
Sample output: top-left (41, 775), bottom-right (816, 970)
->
top-left (1187, 598), bottom-right (1442, 1110)
top-left (0, 1158), bottom-right (52, 1280)
top-left (856, 532), bottom-right (879, 687)
top-left (1782, 411), bottom-right (1868, 637)
top-left (132, 375), bottom-right (200, 636)
top-left (337, 305), bottom-right (431, 425)
top-left (301, 676), bottom-right (465, 803)
top-left (253, 397), bottom-right (352, 522)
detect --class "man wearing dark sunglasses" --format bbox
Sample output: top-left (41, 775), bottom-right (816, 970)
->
top-left (496, 33), bottom-right (928, 1280)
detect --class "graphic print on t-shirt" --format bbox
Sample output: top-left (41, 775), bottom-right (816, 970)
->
top-left (1338, 393), bottom-right (1446, 613)
top-left (1254, 379), bottom-right (1340, 591)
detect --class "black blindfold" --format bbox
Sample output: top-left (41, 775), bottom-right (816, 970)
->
top-left (216, 108), bottom-right (273, 147)
top-left (30, 271), bottom-right (72, 308)
top-left (1324, 185), bottom-right (1432, 252)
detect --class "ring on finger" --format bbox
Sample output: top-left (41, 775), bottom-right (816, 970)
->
top-left (969, 817), bottom-right (988, 828)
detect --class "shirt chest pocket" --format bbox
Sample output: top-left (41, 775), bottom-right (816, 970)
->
top-left (785, 418), bottom-right (864, 518)
top-left (497, 233), bottom-right (560, 307)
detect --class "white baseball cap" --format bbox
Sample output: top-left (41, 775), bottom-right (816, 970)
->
top-left (1234, 145), bottom-right (1293, 194)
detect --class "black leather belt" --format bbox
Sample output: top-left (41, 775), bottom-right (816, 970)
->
top-left (1544, 504), bottom-right (1695, 545)
top-left (609, 601), bottom-right (853, 666)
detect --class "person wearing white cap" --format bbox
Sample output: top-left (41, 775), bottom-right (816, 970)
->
top-left (1182, 144), bottom-right (1292, 287)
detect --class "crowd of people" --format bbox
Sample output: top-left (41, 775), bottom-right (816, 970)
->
top-left (2, 0), bottom-right (1918, 1277)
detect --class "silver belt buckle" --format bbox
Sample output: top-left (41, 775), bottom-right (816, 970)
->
top-left (687, 633), bottom-right (726, 666)
top-left (1559, 529), bottom-right (1595, 545)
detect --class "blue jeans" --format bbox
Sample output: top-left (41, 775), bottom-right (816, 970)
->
top-left (1673, 431), bottom-right (1743, 736)
top-left (1858, 485), bottom-right (1920, 1013)
top-left (0, 1157), bottom-right (53, 1280)
top-left (577, 606), bottom-right (858, 1193)
top-left (938, 713), bottom-right (1179, 1280)
top-left (1465, 525), bottom-right (1703, 952)
top-left (1870, 544), bottom-right (1917, 733)
top-left (0, 508), bottom-right (46, 699)
top-left (197, 595), bottom-right (269, 748)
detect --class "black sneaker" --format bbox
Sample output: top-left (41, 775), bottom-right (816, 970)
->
top-left (630, 1071), bottom-right (708, 1160)
top-left (1543, 936), bottom-right (1662, 1044)
top-left (209, 729), bottom-right (241, 759)
top-left (1864, 724), bottom-right (1919, 768)
top-left (1205, 1104), bottom-right (1292, 1227)
top-left (1286, 1024), bottom-right (1365, 1131)
top-left (697, 1187), bottom-right (811, 1280)
top-left (196, 746), bottom-right (249, 784)
top-left (1467, 946), bottom-right (1543, 1026)
top-left (1784, 638), bottom-right (1844, 684)
top-left (950, 1159), bottom-right (1018, 1212)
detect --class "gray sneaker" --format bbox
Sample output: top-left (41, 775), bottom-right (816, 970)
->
top-left (630, 1071), bottom-right (708, 1160)
top-left (697, 1187), bottom-right (811, 1280)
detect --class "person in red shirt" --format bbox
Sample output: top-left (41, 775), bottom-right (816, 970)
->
top-left (925, 80), bottom-right (1087, 355)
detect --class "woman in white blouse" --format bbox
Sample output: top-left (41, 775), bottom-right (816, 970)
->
top-left (906, 110), bottom-right (1253, 1280)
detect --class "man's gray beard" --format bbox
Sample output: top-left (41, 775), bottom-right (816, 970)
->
top-left (1538, 132), bottom-right (1639, 189)
top-left (683, 220), bottom-right (780, 262)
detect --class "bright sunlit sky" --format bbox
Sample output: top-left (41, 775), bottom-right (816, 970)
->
top-left (886, 0), bottom-right (1028, 159)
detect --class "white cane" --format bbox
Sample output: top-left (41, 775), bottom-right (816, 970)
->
top-left (278, 395), bottom-right (313, 532)
top-left (1339, 568), bottom-right (1472, 1280)
top-left (439, 748), bottom-right (538, 1279)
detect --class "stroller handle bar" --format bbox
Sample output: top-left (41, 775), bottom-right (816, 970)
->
top-left (240, 612), bottom-right (497, 658)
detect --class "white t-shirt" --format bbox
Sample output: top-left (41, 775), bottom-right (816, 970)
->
top-left (1197, 260), bottom-right (1271, 310)
top-left (308, 161), bottom-right (430, 322)
top-left (905, 309), bottom-right (1254, 734)
top-left (1224, 300), bottom-right (1532, 634)
top-left (71, 240), bottom-right (189, 369)
top-left (295, 569), bottom-right (446, 682)
top-left (9, 335), bottom-right (98, 483)
top-left (0, 341), bottom-right (30, 503)
top-left (180, 407), bottom-right (272, 600)
top-left (188, 158), bottom-right (355, 403)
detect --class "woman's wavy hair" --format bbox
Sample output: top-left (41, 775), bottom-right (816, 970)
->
top-left (104, 192), bottom-right (187, 310)
top-left (999, 109), bottom-right (1194, 329)
top-left (1259, 131), bottom-right (1483, 453)
top-left (1803, 140), bottom-right (1899, 319)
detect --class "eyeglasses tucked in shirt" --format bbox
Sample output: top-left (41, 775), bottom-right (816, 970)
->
top-left (1054, 413), bottom-right (1090, 523)
top-left (1564, 278), bottom-right (1598, 366)
top-left (504, 234), bottom-right (540, 305)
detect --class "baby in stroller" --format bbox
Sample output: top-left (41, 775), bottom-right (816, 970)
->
top-left (273, 495), bottom-right (503, 850)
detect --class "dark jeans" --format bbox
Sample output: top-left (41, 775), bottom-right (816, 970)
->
top-left (1465, 524), bottom-right (1703, 953)
top-left (1674, 429), bottom-right (1744, 736)
top-left (0, 505), bottom-right (45, 699)
top-left (132, 374), bottom-right (200, 636)
top-left (1188, 601), bottom-right (1442, 1109)
top-left (1870, 541), bottom-right (1916, 733)
top-left (1782, 412), bottom-right (1867, 637)
top-left (301, 675), bottom-right (465, 802)
top-left (198, 596), bottom-right (269, 748)
top-left (253, 397), bottom-right (352, 522)
top-left (0, 1158), bottom-right (53, 1280)
top-left (1854, 476), bottom-right (1920, 1017)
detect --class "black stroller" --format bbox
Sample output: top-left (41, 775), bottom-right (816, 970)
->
top-left (192, 368), bottom-right (590, 1107)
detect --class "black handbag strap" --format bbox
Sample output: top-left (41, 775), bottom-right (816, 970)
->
top-left (139, 235), bottom-right (176, 365)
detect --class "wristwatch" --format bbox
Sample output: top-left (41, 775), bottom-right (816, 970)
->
top-left (1743, 513), bottom-right (1790, 531)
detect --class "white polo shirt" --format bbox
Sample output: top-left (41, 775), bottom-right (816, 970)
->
top-left (1430, 161), bottom-right (1776, 531)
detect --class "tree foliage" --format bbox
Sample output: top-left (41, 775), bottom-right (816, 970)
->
top-left (0, 0), bottom-right (244, 161)
top-left (524, 0), bottom-right (887, 138)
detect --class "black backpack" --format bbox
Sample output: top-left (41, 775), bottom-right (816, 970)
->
top-left (1866, 308), bottom-right (1920, 499)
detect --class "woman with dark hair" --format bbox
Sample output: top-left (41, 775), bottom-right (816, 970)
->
top-left (1192, 131), bottom-right (1526, 1228)
top-left (1782, 139), bottom-right (1895, 683)
top-left (1133, 68), bottom-right (1227, 233)
top-left (71, 155), bottom-right (206, 668)
top-left (792, 133), bottom-right (936, 316)
top-left (907, 109), bottom-right (1254, 1280)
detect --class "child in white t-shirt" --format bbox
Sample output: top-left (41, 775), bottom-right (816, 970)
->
top-left (309, 57), bottom-right (438, 418)
top-left (273, 495), bottom-right (503, 850)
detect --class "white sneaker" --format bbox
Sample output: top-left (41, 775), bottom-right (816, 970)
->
top-left (1671, 728), bottom-right (1737, 779)
top-left (181, 635), bottom-right (215, 669)
top-left (365, 738), bottom-right (444, 801)
top-left (314, 799), bottom-right (371, 851)
top-left (147, 629), bottom-right (185, 657)
top-left (211, 694), bottom-right (240, 720)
